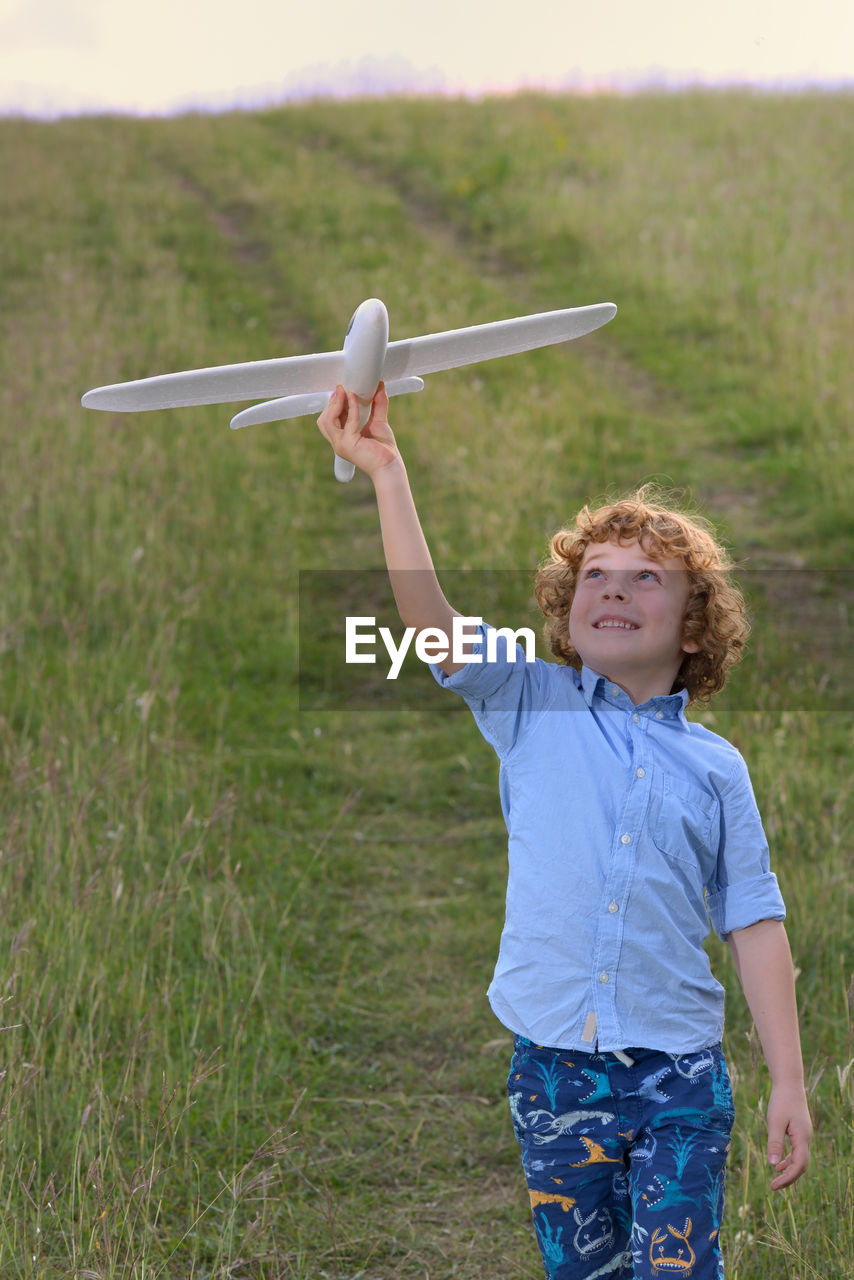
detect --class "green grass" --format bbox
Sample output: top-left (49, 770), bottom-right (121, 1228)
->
top-left (0, 91), bottom-right (851, 1278)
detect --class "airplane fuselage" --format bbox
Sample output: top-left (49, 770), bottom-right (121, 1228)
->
top-left (343, 298), bottom-right (389, 424)
top-left (333, 298), bottom-right (391, 480)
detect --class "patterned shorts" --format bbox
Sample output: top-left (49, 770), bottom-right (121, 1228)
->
top-left (507, 1037), bottom-right (735, 1279)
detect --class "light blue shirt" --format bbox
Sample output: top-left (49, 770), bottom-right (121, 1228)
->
top-left (431, 624), bottom-right (786, 1054)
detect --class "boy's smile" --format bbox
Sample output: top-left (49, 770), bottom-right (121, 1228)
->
top-left (568, 538), bottom-right (701, 705)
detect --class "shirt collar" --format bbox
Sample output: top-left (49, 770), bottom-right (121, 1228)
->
top-left (579, 666), bottom-right (690, 725)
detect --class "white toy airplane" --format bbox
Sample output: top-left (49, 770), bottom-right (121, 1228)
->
top-left (82, 297), bottom-right (617, 482)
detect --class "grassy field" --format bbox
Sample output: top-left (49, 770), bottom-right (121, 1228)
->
top-left (0, 90), bottom-right (851, 1278)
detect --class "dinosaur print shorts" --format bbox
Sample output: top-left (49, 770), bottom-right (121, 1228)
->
top-left (507, 1037), bottom-right (735, 1279)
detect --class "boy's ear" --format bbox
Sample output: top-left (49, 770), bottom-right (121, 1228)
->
top-left (680, 628), bottom-right (704, 655)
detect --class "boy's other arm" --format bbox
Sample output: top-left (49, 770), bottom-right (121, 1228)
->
top-left (317, 386), bottom-right (465, 674)
top-left (727, 918), bottom-right (813, 1189)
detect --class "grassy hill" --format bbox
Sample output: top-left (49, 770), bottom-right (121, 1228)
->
top-left (0, 91), bottom-right (851, 1278)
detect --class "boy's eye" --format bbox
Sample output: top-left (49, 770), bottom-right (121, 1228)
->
top-left (637, 569), bottom-right (662, 582)
top-left (584, 569), bottom-right (603, 579)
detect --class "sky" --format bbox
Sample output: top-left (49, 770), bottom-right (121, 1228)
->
top-left (1, 0), bottom-right (852, 117)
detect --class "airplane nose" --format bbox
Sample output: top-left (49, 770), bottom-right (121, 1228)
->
top-left (346, 298), bottom-right (388, 338)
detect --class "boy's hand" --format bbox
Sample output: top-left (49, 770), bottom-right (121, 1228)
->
top-left (316, 383), bottom-right (400, 476)
top-left (766, 1083), bottom-right (812, 1189)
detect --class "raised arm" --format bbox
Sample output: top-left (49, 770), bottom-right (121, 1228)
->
top-left (316, 385), bottom-right (466, 674)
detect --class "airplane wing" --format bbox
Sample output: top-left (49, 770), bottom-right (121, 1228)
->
top-left (381, 302), bottom-right (616, 380)
top-left (81, 350), bottom-right (346, 412)
top-left (81, 303), bottom-right (616, 414)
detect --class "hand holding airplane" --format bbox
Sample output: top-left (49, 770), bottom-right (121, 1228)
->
top-left (82, 297), bottom-right (617, 482)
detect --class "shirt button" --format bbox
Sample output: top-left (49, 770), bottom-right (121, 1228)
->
top-left (636, 767), bottom-right (645, 778)
top-left (610, 685), bottom-right (621, 697)
top-left (655, 711), bottom-right (664, 720)
top-left (599, 972), bottom-right (610, 983)
top-left (608, 901), bottom-right (619, 913)
top-left (632, 713), bottom-right (640, 724)
top-left (620, 833), bottom-right (632, 845)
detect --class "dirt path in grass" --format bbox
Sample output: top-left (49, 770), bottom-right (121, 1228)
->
top-left (156, 152), bottom-right (321, 356)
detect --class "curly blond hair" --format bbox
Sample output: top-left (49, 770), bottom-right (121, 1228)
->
top-left (533, 487), bottom-right (749, 703)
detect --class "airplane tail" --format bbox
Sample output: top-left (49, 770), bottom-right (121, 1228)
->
top-left (228, 377), bottom-right (424, 431)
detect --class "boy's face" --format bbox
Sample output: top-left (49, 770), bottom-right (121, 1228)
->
top-left (568, 537), bottom-right (701, 705)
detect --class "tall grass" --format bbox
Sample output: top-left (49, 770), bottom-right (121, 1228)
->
top-left (0, 93), bottom-right (851, 1277)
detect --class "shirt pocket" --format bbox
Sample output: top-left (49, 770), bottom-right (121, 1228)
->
top-left (648, 771), bottom-right (719, 874)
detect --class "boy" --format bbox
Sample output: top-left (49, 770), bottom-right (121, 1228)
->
top-left (317, 384), bottom-right (812, 1279)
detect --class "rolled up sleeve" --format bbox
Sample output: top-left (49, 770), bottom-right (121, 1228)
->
top-left (706, 752), bottom-right (786, 940)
